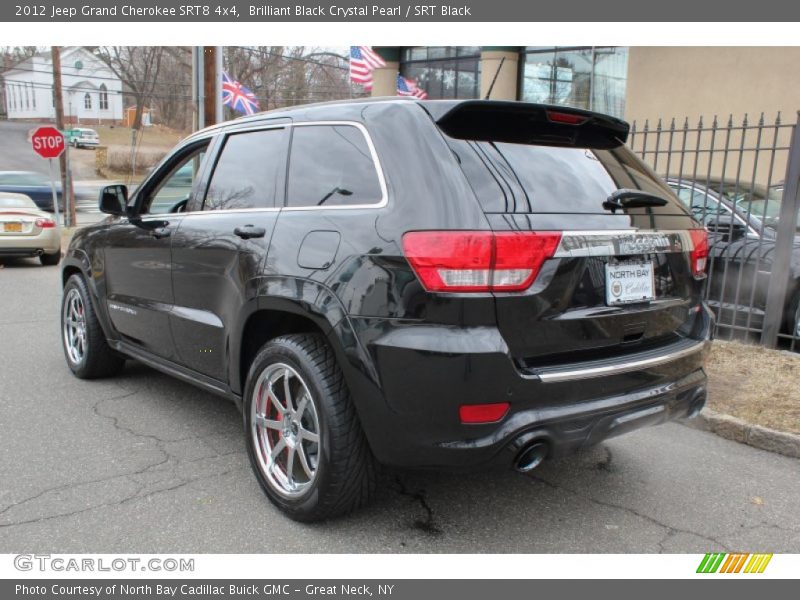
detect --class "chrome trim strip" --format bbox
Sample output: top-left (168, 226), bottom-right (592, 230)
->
top-left (535, 340), bottom-right (705, 383)
top-left (554, 230), bottom-right (695, 258)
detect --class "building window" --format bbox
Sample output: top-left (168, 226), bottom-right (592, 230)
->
top-left (520, 47), bottom-right (629, 118)
top-left (84, 93), bottom-right (92, 110)
top-left (400, 46), bottom-right (481, 100)
top-left (31, 83), bottom-right (36, 108)
top-left (24, 84), bottom-right (29, 109)
top-left (99, 84), bottom-right (108, 110)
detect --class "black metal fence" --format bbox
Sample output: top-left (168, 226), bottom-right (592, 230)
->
top-left (628, 112), bottom-right (800, 351)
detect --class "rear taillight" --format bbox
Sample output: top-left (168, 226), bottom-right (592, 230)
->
top-left (35, 218), bottom-right (56, 229)
top-left (402, 231), bottom-right (562, 293)
top-left (689, 229), bottom-right (709, 278)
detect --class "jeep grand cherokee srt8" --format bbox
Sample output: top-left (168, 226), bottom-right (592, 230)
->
top-left (61, 99), bottom-right (712, 521)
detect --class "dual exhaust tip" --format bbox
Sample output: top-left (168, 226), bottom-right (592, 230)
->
top-left (514, 440), bottom-right (549, 473)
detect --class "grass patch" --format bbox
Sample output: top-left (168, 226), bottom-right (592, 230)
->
top-left (706, 340), bottom-right (800, 434)
top-left (88, 124), bottom-right (187, 149)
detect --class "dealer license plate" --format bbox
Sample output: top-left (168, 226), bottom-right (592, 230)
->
top-left (605, 261), bottom-right (655, 305)
top-left (3, 222), bottom-right (22, 233)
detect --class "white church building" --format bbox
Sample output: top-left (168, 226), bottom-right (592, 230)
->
top-left (3, 47), bottom-right (123, 124)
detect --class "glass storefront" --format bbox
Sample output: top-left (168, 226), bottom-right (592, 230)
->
top-left (400, 47), bottom-right (481, 99)
top-left (520, 47), bottom-right (629, 117)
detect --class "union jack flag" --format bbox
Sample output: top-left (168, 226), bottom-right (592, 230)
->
top-left (397, 75), bottom-right (428, 99)
top-left (222, 72), bottom-right (260, 116)
top-left (350, 46), bottom-right (386, 91)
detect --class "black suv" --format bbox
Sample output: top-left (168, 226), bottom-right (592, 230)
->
top-left (61, 99), bottom-right (713, 521)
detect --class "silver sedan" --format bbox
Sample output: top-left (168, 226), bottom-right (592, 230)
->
top-left (0, 192), bottom-right (61, 265)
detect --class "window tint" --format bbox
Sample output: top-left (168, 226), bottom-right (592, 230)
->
top-left (450, 138), bottom-right (688, 215)
top-left (147, 146), bottom-right (207, 214)
top-left (287, 125), bottom-right (382, 207)
top-left (204, 128), bottom-right (288, 211)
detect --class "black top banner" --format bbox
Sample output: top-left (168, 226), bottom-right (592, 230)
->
top-left (1, 0), bottom-right (797, 22)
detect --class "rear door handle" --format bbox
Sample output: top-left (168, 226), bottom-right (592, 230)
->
top-left (151, 227), bottom-right (171, 239)
top-left (234, 225), bottom-right (266, 240)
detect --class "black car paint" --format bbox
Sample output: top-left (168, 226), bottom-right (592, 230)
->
top-left (62, 99), bottom-right (711, 469)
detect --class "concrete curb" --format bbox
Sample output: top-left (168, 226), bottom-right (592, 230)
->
top-left (685, 409), bottom-right (800, 459)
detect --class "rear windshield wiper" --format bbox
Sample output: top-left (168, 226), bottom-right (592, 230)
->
top-left (603, 189), bottom-right (669, 213)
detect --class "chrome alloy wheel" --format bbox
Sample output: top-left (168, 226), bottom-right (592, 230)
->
top-left (63, 288), bottom-right (87, 365)
top-left (794, 302), bottom-right (800, 339)
top-left (251, 363), bottom-right (321, 498)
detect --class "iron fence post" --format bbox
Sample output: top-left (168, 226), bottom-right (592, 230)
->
top-left (761, 112), bottom-right (800, 347)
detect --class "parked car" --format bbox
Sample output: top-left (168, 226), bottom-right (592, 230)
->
top-left (0, 192), bottom-right (61, 265)
top-left (61, 99), bottom-right (713, 521)
top-left (667, 179), bottom-right (800, 339)
top-left (65, 127), bottom-right (100, 149)
top-left (0, 171), bottom-right (62, 212)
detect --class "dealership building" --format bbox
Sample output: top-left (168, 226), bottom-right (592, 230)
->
top-left (370, 46), bottom-right (800, 125)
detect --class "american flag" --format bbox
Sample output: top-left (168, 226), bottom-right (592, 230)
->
top-left (222, 72), bottom-right (260, 116)
top-left (349, 46), bottom-right (386, 91)
top-left (396, 75), bottom-right (428, 99)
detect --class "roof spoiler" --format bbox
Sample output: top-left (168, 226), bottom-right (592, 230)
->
top-left (431, 101), bottom-right (629, 149)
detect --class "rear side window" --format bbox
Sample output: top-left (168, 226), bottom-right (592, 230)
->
top-left (450, 138), bottom-right (687, 215)
top-left (286, 124), bottom-right (383, 208)
top-left (204, 128), bottom-right (288, 210)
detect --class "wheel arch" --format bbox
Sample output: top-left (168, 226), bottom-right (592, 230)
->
top-left (231, 292), bottom-right (377, 400)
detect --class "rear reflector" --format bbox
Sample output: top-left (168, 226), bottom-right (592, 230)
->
top-left (402, 231), bottom-right (562, 293)
top-left (35, 218), bottom-right (56, 228)
top-left (459, 402), bottom-right (510, 424)
top-left (688, 229), bottom-right (709, 278)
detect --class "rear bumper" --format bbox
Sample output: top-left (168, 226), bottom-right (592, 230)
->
top-left (0, 231), bottom-right (61, 255)
top-left (347, 304), bottom-right (713, 469)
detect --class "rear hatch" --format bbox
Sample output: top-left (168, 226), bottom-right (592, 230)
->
top-left (428, 101), bottom-right (706, 367)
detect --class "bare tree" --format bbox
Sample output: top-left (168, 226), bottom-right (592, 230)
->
top-left (94, 46), bottom-right (165, 129)
top-left (154, 46), bottom-right (191, 130)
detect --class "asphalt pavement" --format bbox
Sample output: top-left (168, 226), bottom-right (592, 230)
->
top-left (0, 260), bottom-right (799, 553)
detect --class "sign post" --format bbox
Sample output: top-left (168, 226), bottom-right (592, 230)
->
top-left (31, 126), bottom-right (66, 226)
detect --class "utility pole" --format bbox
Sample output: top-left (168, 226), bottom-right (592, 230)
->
top-left (51, 46), bottom-right (75, 227)
top-left (203, 46), bottom-right (218, 127)
top-left (191, 47), bottom-right (204, 131)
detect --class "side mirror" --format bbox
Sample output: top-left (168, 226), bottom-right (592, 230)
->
top-left (707, 220), bottom-right (747, 241)
top-left (99, 184), bottom-right (129, 216)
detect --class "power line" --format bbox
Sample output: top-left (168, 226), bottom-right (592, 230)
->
top-left (228, 46), bottom-right (349, 71)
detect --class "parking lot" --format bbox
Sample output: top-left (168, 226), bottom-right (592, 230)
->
top-left (0, 259), bottom-right (798, 553)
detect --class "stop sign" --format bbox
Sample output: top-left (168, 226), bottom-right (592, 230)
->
top-left (31, 126), bottom-right (65, 159)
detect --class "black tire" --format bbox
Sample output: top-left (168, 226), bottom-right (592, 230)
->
top-left (243, 333), bottom-right (377, 522)
top-left (40, 251), bottom-right (61, 266)
top-left (787, 289), bottom-right (800, 340)
top-left (61, 274), bottom-right (125, 379)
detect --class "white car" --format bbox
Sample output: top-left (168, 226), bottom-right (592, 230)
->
top-left (0, 192), bottom-right (61, 265)
top-left (67, 128), bottom-right (100, 149)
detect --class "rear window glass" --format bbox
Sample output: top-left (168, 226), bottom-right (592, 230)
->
top-left (450, 139), bottom-right (686, 215)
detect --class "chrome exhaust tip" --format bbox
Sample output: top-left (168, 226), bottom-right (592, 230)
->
top-left (687, 388), bottom-right (707, 419)
top-left (514, 441), bottom-right (549, 473)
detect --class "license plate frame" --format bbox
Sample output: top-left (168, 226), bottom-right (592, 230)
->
top-left (3, 222), bottom-right (23, 233)
top-left (605, 260), bottom-right (656, 305)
